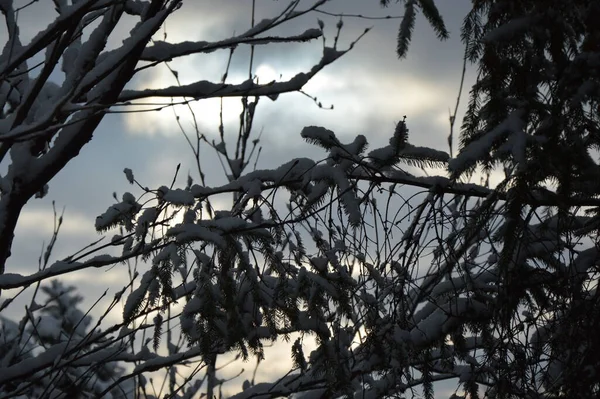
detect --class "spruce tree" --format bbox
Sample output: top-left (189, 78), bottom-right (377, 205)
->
top-left (448, 1), bottom-right (600, 397)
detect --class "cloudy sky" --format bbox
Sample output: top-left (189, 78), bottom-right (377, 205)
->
top-left (2, 0), bottom-right (476, 395)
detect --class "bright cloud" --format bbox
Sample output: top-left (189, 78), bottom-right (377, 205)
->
top-left (16, 208), bottom-right (95, 237)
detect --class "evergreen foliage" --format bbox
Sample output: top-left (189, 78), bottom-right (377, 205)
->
top-left (452, 1), bottom-right (600, 397)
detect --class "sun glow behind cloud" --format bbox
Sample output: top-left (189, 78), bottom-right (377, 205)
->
top-left (254, 64), bottom-right (280, 84)
top-left (122, 93), bottom-right (245, 138)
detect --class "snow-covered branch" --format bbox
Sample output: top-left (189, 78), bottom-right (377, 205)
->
top-left (119, 44), bottom-right (360, 102)
top-left (141, 28), bottom-right (323, 62)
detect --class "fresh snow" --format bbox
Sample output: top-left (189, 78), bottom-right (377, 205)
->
top-left (449, 110), bottom-right (525, 174)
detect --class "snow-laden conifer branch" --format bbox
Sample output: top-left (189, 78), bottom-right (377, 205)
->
top-left (96, 122), bottom-right (507, 395)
